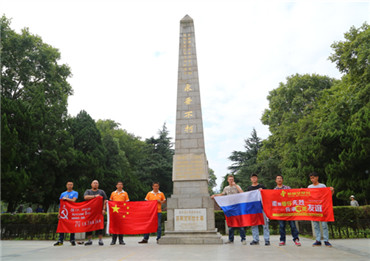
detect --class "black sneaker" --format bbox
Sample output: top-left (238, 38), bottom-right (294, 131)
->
top-left (250, 240), bottom-right (259, 245)
top-left (84, 240), bottom-right (92, 246)
top-left (70, 241), bottom-right (76, 246)
top-left (110, 241), bottom-right (116, 245)
top-left (312, 241), bottom-right (321, 246)
top-left (54, 241), bottom-right (63, 246)
top-left (99, 240), bottom-right (104, 246)
top-left (119, 241), bottom-right (126, 245)
top-left (138, 239), bottom-right (148, 244)
top-left (324, 241), bottom-right (332, 247)
top-left (265, 241), bottom-right (270, 246)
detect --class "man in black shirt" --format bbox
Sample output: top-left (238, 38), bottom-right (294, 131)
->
top-left (83, 180), bottom-right (108, 246)
top-left (246, 173), bottom-right (270, 246)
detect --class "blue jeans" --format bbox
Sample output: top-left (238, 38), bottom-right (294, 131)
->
top-left (229, 227), bottom-right (246, 242)
top-left (313, 221), bottom-right (329, 242)
top-left (279, 221), bottom-right (299, 242)
top-left (144, 213), bottom-right (162, 240)
top-left (58, 233), bottom-right (75, 242)
top-left (251, 212), bottom-right (270, 242)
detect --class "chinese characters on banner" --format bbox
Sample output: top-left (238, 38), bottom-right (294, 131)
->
top-left (261, 188), bottom-right (334, 222)
top-left (56, 196), bottom-right (104, 233)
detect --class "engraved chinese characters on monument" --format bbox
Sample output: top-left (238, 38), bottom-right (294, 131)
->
top-left (158, 15), bottom-right (222, 245)
top-left (174, 209), bottom-right (207, 231)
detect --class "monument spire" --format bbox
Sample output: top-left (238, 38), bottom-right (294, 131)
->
top-left (158, 15), bottom-right (222, 245)
top-left (172, 13), bottom-right (207, 181)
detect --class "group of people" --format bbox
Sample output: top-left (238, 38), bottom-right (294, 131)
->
top-left (54, 172), bottom-right (335, 247)
top-left (16, 204), bottom-right (43, 213)
top-left (54, 180), bottom-right (165, 246)
top-left (212, 172), bottom-right (335, 247)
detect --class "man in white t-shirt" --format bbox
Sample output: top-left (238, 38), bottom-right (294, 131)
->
top-left (350, 195), bottom-right (359, 207)
top-left (212, 175), bottom-right (246, 245)
top-left (308, 172), bottom-right (334, 247)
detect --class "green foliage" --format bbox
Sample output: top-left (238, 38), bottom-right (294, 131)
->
top-left (1, 15), bottom-right (73, 211)
top-left (1, 213), bottom-right (59, 225)
top-left (329, 23), bottom-right (370, 82)
top-left (0, 16), bottom-right (177, 211)
top-left (227, 128), bottom-right (265, 189)
top-left (208, 168), bottom-right (217, 194)
top-left (96, 119), bottom-right (149, 200)
top-left (260, 74), bottom-right (336, 187)
top-left (137, 123), bottom-right (174, 198)
top-left (257, 23), bottom-right (370, 205)
top-left (67, 110), bottom-right (106, 195)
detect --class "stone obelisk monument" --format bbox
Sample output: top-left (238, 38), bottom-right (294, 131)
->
top-left (158, 15), bottom-right (222, 244)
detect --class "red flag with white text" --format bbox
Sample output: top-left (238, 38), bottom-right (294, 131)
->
top-left (261, 188), bottom-right (334, 222)
top-left (56, 196), bottom-right (104, 233)
top-left (107, 201), bottom-right (157, 235)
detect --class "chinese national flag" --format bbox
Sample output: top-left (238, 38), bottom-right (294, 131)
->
top-left (107, 201), bottom-right (158, 235)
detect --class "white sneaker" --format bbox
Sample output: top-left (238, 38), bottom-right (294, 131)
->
top-left (242, 240), bottom-right (247, 245)
top-left (224, 240), bottom-right (234, 244)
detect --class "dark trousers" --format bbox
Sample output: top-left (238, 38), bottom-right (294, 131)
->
top-left (228, 227), bottom-right (246, 242)
top-left (279, 220), bottom-right (299, 242)
top-left (144, 213), bottom-right (162, 240)
top-left (86, 229), bottom-right (103, 237)
top-left (112, 234), bottom-right (124, 243)
top-left (58, 233), bottom-right (75, 242)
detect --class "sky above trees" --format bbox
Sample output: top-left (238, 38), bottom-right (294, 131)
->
top-left (2, 0), bottom-right (369, 186)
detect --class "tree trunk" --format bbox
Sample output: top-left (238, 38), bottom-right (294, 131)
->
top-left (7, 200), bottom-right (16, 213)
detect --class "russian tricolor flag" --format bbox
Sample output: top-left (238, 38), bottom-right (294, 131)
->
top-left (215, 190), bottom-right (265, 227)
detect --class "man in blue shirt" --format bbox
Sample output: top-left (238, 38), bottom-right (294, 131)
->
top-left (54, 181), bottom-right (78, 246)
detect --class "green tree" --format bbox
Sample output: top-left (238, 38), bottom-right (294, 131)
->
top-left (208, 168), bottom-right (217, 194)
top-left (138, 123), bottom-right (174, 197)
top-left (292, 24), bottom-right (370, 204)
top-left (259, 23), bottom-right (369, 205)
top-left (1, 16), bottom-right (73, 211)
top-left (67, 111), bottom-right (105, 195)
top-left (96, 119), bottom-right (147, 200)
top-left (228, 128), bottom-right (263, 189)
top-left (321, 23), bottom-right (369, 204)
top-left (260, 74), bottom-right (336, 188)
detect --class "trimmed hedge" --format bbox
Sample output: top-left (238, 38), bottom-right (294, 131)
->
top-left (330, 205), bottom-right (370, 238)
top-left (1, 206), bottom-right (369, 239)
top-left (1, 213), bottom-right (58, 225)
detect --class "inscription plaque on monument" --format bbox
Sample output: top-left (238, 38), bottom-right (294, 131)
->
top-left (174, 209), bottom-right (207, 231)
top-left (173, 154), bottom-right (208, 180)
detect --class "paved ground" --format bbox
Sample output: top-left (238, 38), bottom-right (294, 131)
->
top-left (1, 236), bottom-right (369, 261)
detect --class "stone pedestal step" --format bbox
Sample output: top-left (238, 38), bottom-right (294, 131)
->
top-left (158, 232), bottom-right (223, 244)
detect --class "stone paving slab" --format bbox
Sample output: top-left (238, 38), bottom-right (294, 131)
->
top-left (1, 236), bottom-right (369, 261)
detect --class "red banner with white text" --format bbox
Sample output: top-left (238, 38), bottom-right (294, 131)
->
top-left (56, 196), bottom-right (104, 233)
top-left (261, 188), bottom-right (334, 222)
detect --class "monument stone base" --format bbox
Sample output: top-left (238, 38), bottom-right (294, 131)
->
top-left (158, 230), bottom-right (223, 244)
top-left (158, 181), bottom-right (223, 245)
